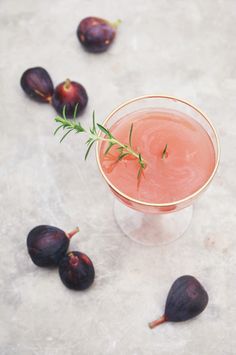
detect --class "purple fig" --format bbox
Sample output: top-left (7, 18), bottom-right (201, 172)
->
top-left (149, 275), bottom-right (209, 329)
top-left (52, 79), bottom-right (88, 118)
top-left (27, 225), bottom-right (79, 267)
top-left (77, 17), bottom-right (120, 53)
top-left (59, 251), bottom-right (95, 290)
top-left (20, 67), bottom-right (54, 103)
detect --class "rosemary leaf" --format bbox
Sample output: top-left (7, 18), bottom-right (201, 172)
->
top-left (118, 152), bottom-right (129, 160)
top-left (62, 105), bottom-right (67, 120)
top-left (73, 103), bottom-right (79, 119)
top-left (55, 117), bottom-right (64, 124)
top-left (129, 123), bottom-right (133, 147)
top-left (105, 142), bottom-right (114, 155)
top-left (86, 137), bottom-right (93, 145)
top-left (162, 144), bottom-right (168, 159)
top-left (137, 166), bottom-right (143, 179)
top-left (92, 111), bottom-right (96, 133)
top-left (53, 125), bottom-right (64, 136)
top-left (85, 141), bottom-right (95, 160)
top-left (60, 129), bottom-right (74, 143)
top-left (74, 123), bottom-right (85, 133)
top-left (97, 123), bottom-right (112, 138)
top-left (141, 161), bottom-right (146, 168)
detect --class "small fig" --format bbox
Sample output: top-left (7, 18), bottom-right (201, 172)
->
top-left (20, 67), bottom-right (54, 103)
top-left (27, 225), bottom-right (79, 267)
top-left (52, 79), bottom-right (88, 118)
top-left (77, 17), bottom-right (120, 53)
top-left (149, 275), bottom-right (208, 329)
top-left (59, 251), bottom-right (95, 290)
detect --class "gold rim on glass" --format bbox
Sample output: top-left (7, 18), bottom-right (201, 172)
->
top-left (96, 95), bottom-right (220, 207)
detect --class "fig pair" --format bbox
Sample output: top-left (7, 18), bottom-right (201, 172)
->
top-left (27, 225), bottom-right (95, 291)
top-left (20, 67), bottom-right (88, 118)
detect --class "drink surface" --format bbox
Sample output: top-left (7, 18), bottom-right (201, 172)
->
top-left (99, 109), bottom-right (215, 203)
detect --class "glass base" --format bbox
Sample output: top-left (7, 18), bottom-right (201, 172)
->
top-left (114, 200), bottom-right (193, 246)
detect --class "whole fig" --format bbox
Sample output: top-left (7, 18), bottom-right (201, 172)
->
top-left (77, 17), bottom-right (120, 53)
top-left (20, 67), bottom-right (54, 103)
top-left (52, 79), bottom-right (88, 118)
top-left (149, 275), bottom-right (209, 329)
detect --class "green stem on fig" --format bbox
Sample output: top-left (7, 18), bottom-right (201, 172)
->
top-left (66, 226), bottom-right (80, 239)
top-left (111, 19), bottom-right (122, 29)
top-left (148, 315), bottom-right (166, 329)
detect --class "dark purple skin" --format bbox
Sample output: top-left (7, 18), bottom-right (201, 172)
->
top-left (27, 225), bottom-right (69, 267)
top-left (20, 67), bottom-right (54, 103)
top-left (59, 251), bottom-right (95, 290)
top-left (149, 275), bottom-right (208, 328)
top-left (52, 79), bottom-right (88, 118)
top-left (165, 275), bottom-right (209, 322)
top-left (77, 17), bottom-right (116, 53)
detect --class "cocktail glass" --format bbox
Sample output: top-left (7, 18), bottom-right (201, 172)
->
top-left (96, 95), bottom-right (220, 246)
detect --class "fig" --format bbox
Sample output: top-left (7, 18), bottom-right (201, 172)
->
top-left (52, 79), bottom-right (88, 118)
top-left (20, 67), bottom-right (54, 103)
top-left (27, 225), bottom-right (79, 267)
top-left (149, 275), bottom-right (209, 329)
top-left (59, 251), bottom-right (95, 290)
top-left (77, 17), bottom-right (120, 53)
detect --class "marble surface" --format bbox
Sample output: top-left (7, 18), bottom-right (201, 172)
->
top-left (0, 0), bottom-right (235, 354)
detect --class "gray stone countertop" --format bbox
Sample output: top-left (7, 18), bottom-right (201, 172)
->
top-left (0, 0), bottom-right (235, 354)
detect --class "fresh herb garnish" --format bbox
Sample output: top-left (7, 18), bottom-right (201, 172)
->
top-left (54, 108), bottom-right (146, 178)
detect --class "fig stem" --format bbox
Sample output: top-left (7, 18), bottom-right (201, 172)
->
top-left (64, 79), bottom-right (71, 90)
top-left (112, 19), bottom-right (122, 29)
top-left (148, 315), bottom-right (166, 329)
top-left (66, 226), bottom-right (80, 239)
top-left (69, 253), bottom-right (79, 264)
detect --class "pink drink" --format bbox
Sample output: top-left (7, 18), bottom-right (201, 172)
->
top-left (99, 109), bottom-right (215, 204)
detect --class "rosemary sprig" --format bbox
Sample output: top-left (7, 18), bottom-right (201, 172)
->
top-left (54, 108), bottom-right (146, 177)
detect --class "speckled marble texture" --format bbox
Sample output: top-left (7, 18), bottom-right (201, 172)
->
top-left (0, 0), bottom-right (235, 354)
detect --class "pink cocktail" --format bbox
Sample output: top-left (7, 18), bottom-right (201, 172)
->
top-left (96, 96), bottom-right (219, 245)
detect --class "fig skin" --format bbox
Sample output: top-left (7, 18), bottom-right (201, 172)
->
top-left (59, 251), bottom-right (95, 290)
top-left (27, 225), bottom-right (79, 267)
top-left (20, 67), bottom-right (54, 103)
top-left (52, 79), bottom-right (88, 118)
top-left (149, 275), bottom-right (209, 329)
top-left (77, 17), bottom-right (117, 53)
